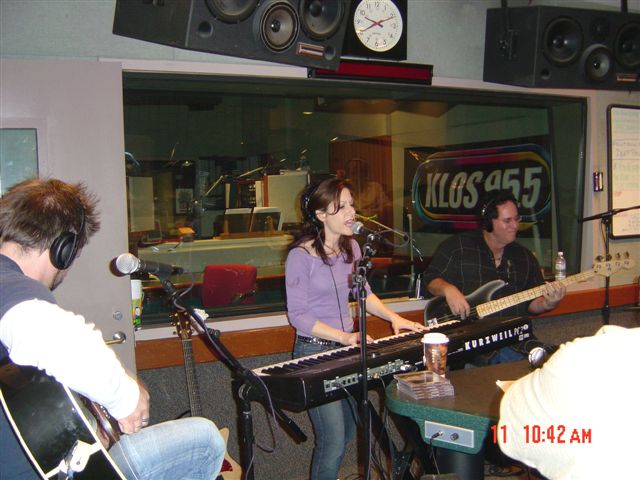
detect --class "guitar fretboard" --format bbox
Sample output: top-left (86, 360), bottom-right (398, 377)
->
top-left (476, 270), bottom-right (594, 318)
top-left (181, 338), bottom-right (202, 417)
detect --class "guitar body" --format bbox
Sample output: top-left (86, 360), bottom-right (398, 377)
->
top-left (0, 362), bottom-right (125, 479)
top-left (424, 279), bottom-right (506, 324)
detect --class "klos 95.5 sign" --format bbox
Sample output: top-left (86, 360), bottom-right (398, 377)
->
top-left (410, 144), bottom-right (552, 231)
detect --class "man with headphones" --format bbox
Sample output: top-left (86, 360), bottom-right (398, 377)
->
top-left (0, 178), bottom-right (224, 479)
top-left (423, 190), bottom-right (565, 365)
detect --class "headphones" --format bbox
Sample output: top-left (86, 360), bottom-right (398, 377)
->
top-left (302, 181), bottom-right (323, 229)
top-left (480, 191), bottom-right (518, 232)
top-left (50, 204), bottom-right (85, 270)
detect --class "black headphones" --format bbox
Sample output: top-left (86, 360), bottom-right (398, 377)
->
top-left (302, 181), bottom-right (323, 229)
top-left (50, 204), bottom-right (85, 270)
top-left (480, 191), bottom-right (518, 232)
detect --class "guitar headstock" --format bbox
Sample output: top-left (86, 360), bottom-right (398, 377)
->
top-left (171, 310), bottom-right (193, 340)
top-left (592, 252), bottom-right (635, 277)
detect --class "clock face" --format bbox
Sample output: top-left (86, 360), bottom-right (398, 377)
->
top-left (353, 0), bottom-right (404, 52)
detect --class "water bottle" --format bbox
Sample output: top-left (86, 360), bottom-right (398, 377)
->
top-left (554, 251), bottom-right (566, 281)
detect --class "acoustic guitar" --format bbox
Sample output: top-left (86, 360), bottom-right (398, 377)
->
top-left (172, 309), bottom-right (204, 418)
top-left (0, 359), bottom-right (125, 479)
top-left (171, 309), bottom-right (242, 480)
top-left (424, 254), bottom-right (634, 324)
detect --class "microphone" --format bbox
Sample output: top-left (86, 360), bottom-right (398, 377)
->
top-left (354, 214), bottom-right (409, 241)
top-left (351, 221), bottom-right (406, 247)
top-left (115, 253), bottom-right (184, 278)
top-left (351, 221), bottom-right (378, 237)
top-left (519, 339), bottom-right (559, 369)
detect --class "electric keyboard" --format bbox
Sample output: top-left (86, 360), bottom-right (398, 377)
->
top-left (252, 316), bottom-right (532, 411)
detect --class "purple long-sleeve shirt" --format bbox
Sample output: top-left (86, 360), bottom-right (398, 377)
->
top-left (285, 239), bottom-right (372, 336)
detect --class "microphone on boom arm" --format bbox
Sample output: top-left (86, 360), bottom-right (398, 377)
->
top-left (351, 221), bottom-right (408, 248)
top-left (115, 252), bottom-right (183, 278)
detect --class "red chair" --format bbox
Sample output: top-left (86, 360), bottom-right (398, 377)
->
top-left (201, 264), bottom-right (257, 307)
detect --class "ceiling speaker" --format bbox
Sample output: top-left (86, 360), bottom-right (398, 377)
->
top-left (113, 0), bottom-right (351, 70)
top-left (484, 6), bottom-right (639, 90)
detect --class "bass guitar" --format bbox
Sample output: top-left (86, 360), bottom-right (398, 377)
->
top-left (424, 254), bottom-right (634, 324)
top-left (0, 359), bottom-right (125, 479)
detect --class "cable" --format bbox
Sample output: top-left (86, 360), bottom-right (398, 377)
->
top-left (427, 430), bottom-right (443, 475)
top-left (328, 259), bottom-right (347, 332)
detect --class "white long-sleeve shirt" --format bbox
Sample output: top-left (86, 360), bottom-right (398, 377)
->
top-left (498, 325), bottom-right (640, 479)
top-left (0, 299), bottom-right (139, 420)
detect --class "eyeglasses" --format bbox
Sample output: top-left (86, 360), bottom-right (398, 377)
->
top-left (498, 216), bottom-right (521, 226)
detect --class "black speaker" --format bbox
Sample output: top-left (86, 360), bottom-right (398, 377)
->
top-left (483, 6), bottom-right (640, 90)
top-left (113, 0), bottom-right (351, 70)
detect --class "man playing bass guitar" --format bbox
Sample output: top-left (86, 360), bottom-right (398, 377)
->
top-left (423, 190), bottom-right (566, 365)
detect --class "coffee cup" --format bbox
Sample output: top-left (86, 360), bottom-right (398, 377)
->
top-left (422, 332), bottom-right (449, 376)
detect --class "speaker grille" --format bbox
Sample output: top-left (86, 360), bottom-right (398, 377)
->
top-left (299, 0), bottom-right (345, 39)
top-left (205, 0), bottom-right (258, 23)
top-left (260, 2), bottom-right (299, 52)
top-left (581, 44), bottom-right (613, 82)
top-left (543, 16), bottom-right (583, 65)
top-left (615, 22), bottom-right (640, 68)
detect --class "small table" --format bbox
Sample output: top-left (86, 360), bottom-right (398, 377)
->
top-left (385, 361), bottom-right (532, 479)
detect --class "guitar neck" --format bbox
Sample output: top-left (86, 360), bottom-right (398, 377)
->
top-left (476, 270), bottom-right (594, 318)
top-left (181, 338), bottom-right (203, 418)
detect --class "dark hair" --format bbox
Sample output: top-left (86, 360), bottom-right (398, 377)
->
top-left (290, 177), bottom-right (354, 265)
top-left (0, 178), bottom-right (100, 255)
top-left (480, 190), bottom-right (519, 232)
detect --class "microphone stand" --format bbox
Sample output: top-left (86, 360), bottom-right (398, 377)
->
top-left (579, 204), bottom-right (640, 325)
top-left (156, 275), bottom-right (307, 480)
top-left (353, 236), bottom-right (376, 480)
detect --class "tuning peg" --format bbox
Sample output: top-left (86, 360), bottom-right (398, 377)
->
top-left (595, 255), bottom-right (604, 262)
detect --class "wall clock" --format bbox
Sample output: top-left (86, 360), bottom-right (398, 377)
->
top-left (342, 0), bottom-right (407, 60)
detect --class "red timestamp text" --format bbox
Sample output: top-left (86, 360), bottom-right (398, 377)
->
top-left (491, 424), bottom-right (592, 444)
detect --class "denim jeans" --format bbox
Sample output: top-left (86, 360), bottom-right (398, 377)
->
top-left (109, 417), bottom-right (225, 480)
top-left (294, 339), bottom-right (358, 480)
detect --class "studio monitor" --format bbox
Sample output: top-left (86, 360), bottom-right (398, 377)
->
top-left (113, 0), bottom-right (351, 70)
top-left (483, 6), bottom-right (640, 90)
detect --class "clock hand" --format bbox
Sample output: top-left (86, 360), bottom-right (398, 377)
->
top-left (360, 15), bottom-right (394, 32)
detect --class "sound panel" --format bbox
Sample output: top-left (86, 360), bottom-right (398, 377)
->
top-left (483, 6), bottom-right (640, 90)
top-left (113, 0), bottom-right (351, 70)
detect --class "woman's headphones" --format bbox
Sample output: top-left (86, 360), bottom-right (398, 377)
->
top-left (50, 205), bottom-right (85, 270)
top-left (302, 181), bottom-right (323, 229)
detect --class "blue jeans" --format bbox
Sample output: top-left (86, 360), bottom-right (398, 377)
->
top-left (109, 417), bottom-right (225, 480)
top-left (294, 339), bottom-right (358, 480)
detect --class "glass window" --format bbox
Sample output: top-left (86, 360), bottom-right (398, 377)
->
top-left (0, 128), bottom-right (39, 194)
top-left (122, 73), bottom-right (585, 325)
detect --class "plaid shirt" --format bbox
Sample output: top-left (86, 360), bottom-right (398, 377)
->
top-left (423, 230), bottom-right (544, 318)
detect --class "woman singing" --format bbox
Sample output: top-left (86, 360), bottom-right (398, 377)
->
top-left (285, 177), bottom-right (425, 480)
